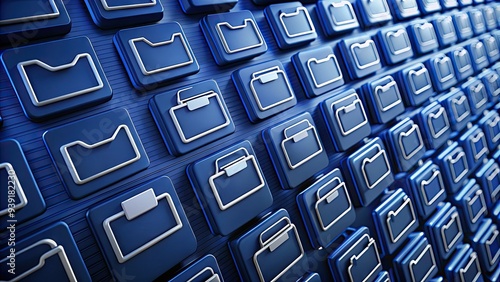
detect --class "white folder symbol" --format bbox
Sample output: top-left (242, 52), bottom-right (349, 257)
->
top-left (350, 39), bottom-right (380, 69)
top-left (409, 244), bottom-right (437, 282)
top-left (386, 196), bottom-right (417, 243)
top-left (279, 6), bottom-right (315, 38)
top-left (428, 106), bottom-right (450, 139)
top-left (60, 124), bottom-right (141, 185)
top-left (17, 53), bottom-right (104, 107)
top-left (339, 234), bottom-right (381, 282)
top-left (451, 94), bottom-right (470, 123)
top-left (440, 212), bottom-right (463, 252)
top-left (447, 150), bottom-right (468, 183)
top-left (187, 267), bottom-right (221, 282)
top-left (374, 78), bottom-right (402, 112)
top-left (0, 239), bottom-right (77, 281)
top-left (386, 29), bottom-right (411, 55)
top-left (408, 64), bottom-right (432, 95)
top-left (0, 162), bottom-right (28, 216)
top-left (433, 56), bottom-right (454, 83)
top-left (306, 54), bottom-right (343, 88)
top-left (398, 123), bottom-right (424, 160)
top-left (128, 32), bottom-right (194, 76)
top-left (216, 18), bottom-right (264, 54)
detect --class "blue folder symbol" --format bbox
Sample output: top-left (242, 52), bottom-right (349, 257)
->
top-left (398, 124), bottom-right (424, 160)
top-left (361, 143), bottom-right (391, 189)
top-left (420, 169), bottom-right (446, 207)
top-left (281, 119), bottom-right (323, 169)
top-left (17, 53), bottom-right (104, 107)
top-left (128, 32), bottom-right (194, 75)
top-left (216, 18), bottom-right (264, 54)
top-left (338, 233), bottom-right (382, 282)
top-left (60, 124), bottom-right (141, 185)
top-left (0, 0), bottom-right (60, 25)
top-left (278, 6), bottom-right (316, 38)
top-left (0, 239), bottom-right (77, 281)
top-left (249, 65), bottom-right (295, 111)
top-left (385, 195), bottom-right (417, 243)
top-left (103, 188), bottom-right (183, 263)
top-left (169, 86), bottom-right (231, 144)
top-left (100, 0), bottom-right (156, 10)
top-left (307, 54), bottom-right (343, 88)
top-left (0, 162), bottom-right (28, 216)
top-left (252, 216), bottom-right (304, 282)
top-left (208, 147), bottom-right (265, 210)
top-left (314, 176), bottom-right (352, 231)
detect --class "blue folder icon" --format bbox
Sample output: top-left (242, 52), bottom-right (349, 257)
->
top-left (0, 162), bottom-right (28, 216)
top-left (249, 65), bottom-right (295, 111)
top-left (0, 0), bottom-right (60, 25)
top-left (281, 119), bottom-right (323, 169)
top-left (278, 6), bottom-right (316, 38)
top-left (398, 123), bottom-right (424, 160)
top-left (385, 195), bottom-right (417, 244)
top-left (307, 54), bottom-right (343, 88)
top-left (362, 143), bottom-right (392, 189)
top-left (169, 86), bottom-right (231, 144)
top-left (420, 169), bottom-right (446, 207)
top-left (100, 0), bottom-right (156, 10)
top-left (216, 18), bottom-right (264, 54)
top-left (60, 124), bottom-right (141, 185)
top-left (128, 32), bottom-right (194, 76)
top-left (17, 52), bottom-right (104, 107)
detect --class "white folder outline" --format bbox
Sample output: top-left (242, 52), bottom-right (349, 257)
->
top-left (169, 87), bottom-right (231, 144)
top-left (128, 32), bottom-right (194, 76)
top-left (208, 147), bottom-right (265, 211)
top-left (0, 162), bottom-right (28, 216)
top-left (253, 216), bottom-right (304, 282)
top-left (100, 0), bottom-right (156, 11)
top-left (483, 36), bottom-right (499, 58)
top-left (374, 77), bottom-right (402, 112)
top-left (451, 94), bottom-right (470, 123)
top-left (307, 54), bottom-right (343, 88)
top-left (408, 64), bottom-right (432, 95)
top-left (415, 22), bottom-right (438, 47)
top-left (350, 39), bottom-right (381, 70)
top-left (332, 93), bottom-right (369, 136)
top-left (459, 252), bottom-right (482, 282)
top-left (395, 0), bottom-right (419, 16)
top-left (329, 1), bottom-right (358, 25)
top-left (469, 131), bottom-right (488, 161)
top-left (17, 53), bottom-right (104, 107)
top-left (472, 41), bottom-right (488, 65)
top-left (338, 233), bottom-right (381, 282)
top-left (281, 119), bottom-right (323, 169)
top-left (486, 229), bottom-right (499, 267)
top-left (409, 244), bottom-right (437, 282)
top-left (485, 72), bottom-right (500, 97)
top-left (440, 211), bottom-right (463, 252)
top-left (361, 143), bottom-right (391, 189)
top-left (60, 124), bottom-right (141, 185)
top-left (314, 176), bottom-right (353, 231)
top-left (436, 16), bottom-right (456, 40)
top-left (486, 164), bottom-right (500, 202)
top-left (433, 56), bottom-right (455, 83)
top-left (428, 106), bottom-right (450, 139)
top-left (279, 6), bottom-right (316, 38)
top-left (103, 188), bottom-right (183, 263)
top-left (420, 169), bottom-right (445, 207)
top-left (447, 150), bottom-right (468, 184)
top-left (0, 0), bottom-right (60, 25)
top-left (363, 0), bottom-right (391, 19)
top-left (386, 29), bottom-right (412, 55)
top-left (487, 115), bottom-right (500, 144)
top-left (187, 267), bottom-right (220, 282)
top-left (470, 82), bottom-right (487, 110)
top-left (0, 239), bottom-right (77, 281)
top-left (216, 18), bottom-right (264, 54)
top-left (465, 189), bottom-right (487, 224)
top-left (398, 123), bottom-right (424, 160)
top-left (249, 66), bottom-right (295, 111)
top-left (453, 48), bottom-right (472, 74)
top-left (386, 195), bottom-right (417, 243)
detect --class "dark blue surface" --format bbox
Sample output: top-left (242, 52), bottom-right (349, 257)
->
top-left (1, 0), bottom-right (500, 281)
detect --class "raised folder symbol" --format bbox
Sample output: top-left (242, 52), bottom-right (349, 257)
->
top-left (314, 176), bottom-right (352, 231)
top-left (187, 267), bottom-right (221, 282)
top-left (60, 124), bottom-right (141, 185)
top-left (0, 162), bottom-right (28, 216)
top-left (340, 233), bottom-right (382, 282)
top-left (362, 144), bottom-right (391, 189)
top-left (128, 32), bottom-right (194, 75)
top-left (17, 53), bottom-right (104, 107)
top-left (249, 66), bottom-right (295, 111)
top-left (208, 147), bottom-right (265, 210)
top-left (0, 0), bottom-right (60, 25)
top-left (216, 18), bottom-right (264, 54)
top-left (103, 188), bottom-right (183, 263)
top-left (307, 54), bottom-right (343, 88)
top-left (278, 6), bottom-right (315, 38)
top-left (100, 0), bottom-right (156, 11)
top-left (281, 119), bottom-right (323, 169)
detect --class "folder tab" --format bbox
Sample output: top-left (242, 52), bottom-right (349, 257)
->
top-left (150, 79), bottom-right (235, 156)
top-left (463, 79), bottom-right (488, 116)
top-left (114, 22), bottom-right (199, 90)
top-left (0, 139), bottom-right (45, 230)
top-left (470, 219), bottom-right (500, 273)
top-left (1, 36), bottom-right (112, 121)
top-left (328, 227), bottom-right (383, 282)
top-left (459, 126), bottom-right (488, 172)
top-left (466, 40), bottom-right (489, 72)
top-left (84, 0), bottom-right (163, 28)
top-left (43, 108), bottom-right (149, 199)
top-left (230, 209), bottom-right (305, 282)
top-left (187, 141), bottom-right (273, 235)
top-left (201, 10), bottom-right (267, 65)
top-left (169, 255), bottom-right (223, 282)
top-left (444, 244), bottom-right (483, 282)
top-left (292, 46), bottom-right (344, 97)
top-left (0, 222), bottom-right (91, 281)
top-left (87, 176), bottom-right (196, 281)
top-left (263, 112), bottom-right (328, 189)
top-left (264, 2), bottom-right (317, 49)
top-left (297, 169), bottom-right (355, 248)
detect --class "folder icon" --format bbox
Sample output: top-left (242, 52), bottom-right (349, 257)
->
top-left (472, 41), bottom-right (487, 64)
top-left (447, 150), bottom-right (468, 183)
top-left (409, 244), bottom-right (437, 282)
top-left (453, 49), bottom-right (472, 74)
top-left (252, 216), bottom-right (304, 282)
top-left (332, 93), bottom-right (369, 136)
top-left (249, 66), bottom-right (295, 111)
top-left (440, 212), bottom-right (463, 252)
top-left (314, 176), bottom-right (353, 231)
top-left (396, 0), bottom-right (419, 13)
top-left (386, 29), bottom-right (411, 55)
top-left (208, 147), bottom-right (265, 210)
top-left (328, 1), bottom-right (357, 26)
top-left (361, 143), bottom-right (391, 189)
top-left (374, 77), bottom-right (402, 112)
top-left (280, 119), bottom-right (323, 169)
top-left (451, 94), bottom-right (470, 123)
top-left (415, 22), bottom-right (437, 47)
top-left (487, 115), bottom-right (500, 143)
top-left (103, 188), bottom-right (183, 263)
top-left (408, 65), bottom-right (432, 95)
top-left (457, 14), bottom-right (472, 34)
top-left (465, 189), bottom-right (487, 224)
top-left (17, 53), bottom-right (104, 107)
top-left (485, 73), bottom-right (500, 98)
top-left (428, 107), bottom-right (450, 139)
top-left (469, 131), bottom-right (488, 161)
top-left (128, 32), bottom-right (194, 76)
top-left (486, 228), bottom-right (500, 266)
top-left (386, 195), bottom-right (417, 243)
top-left (436, 16), bottom-right (455, 39)
top-left (0, 238), bottom-right (77, 281)
top-left (420, 169), bottom-right (445, 207)
top-left (350, 39), bottom-right (380, 69)
top-left (307, 54), bottom-right (343, 88)
top-left (100, 0), bottom-right (156, 11)
top-left (169, 87), bottom-right (231, 144)
top-left (484, 36), bottom-right (499, 58)
top-left (187, 267), bottom-right (221, 282)
top-left (434, 56), bottom-right (455, 83)
top-left (0, 162), bottom-right (28, 216)
top-left (398, 124), bottom-right (424, 160)
top-left (470, 83), bottom-right (487, 110)
top-left (486, 165), bottom-right (500, 202)
top-left (364, 0), bottom-right (391, 19)
top-left (0, 0), bottom-right (60, 25)
top-left (59, 124), bottom-right (141, 185)
top-left (340, 234), bottom-right (382, 282)
top-left (216, 18), bottom-right (264, 54)
top-left (279, 6), bottom-right (315, 38)
top-left (459, 253), bottom-right (481, 282)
